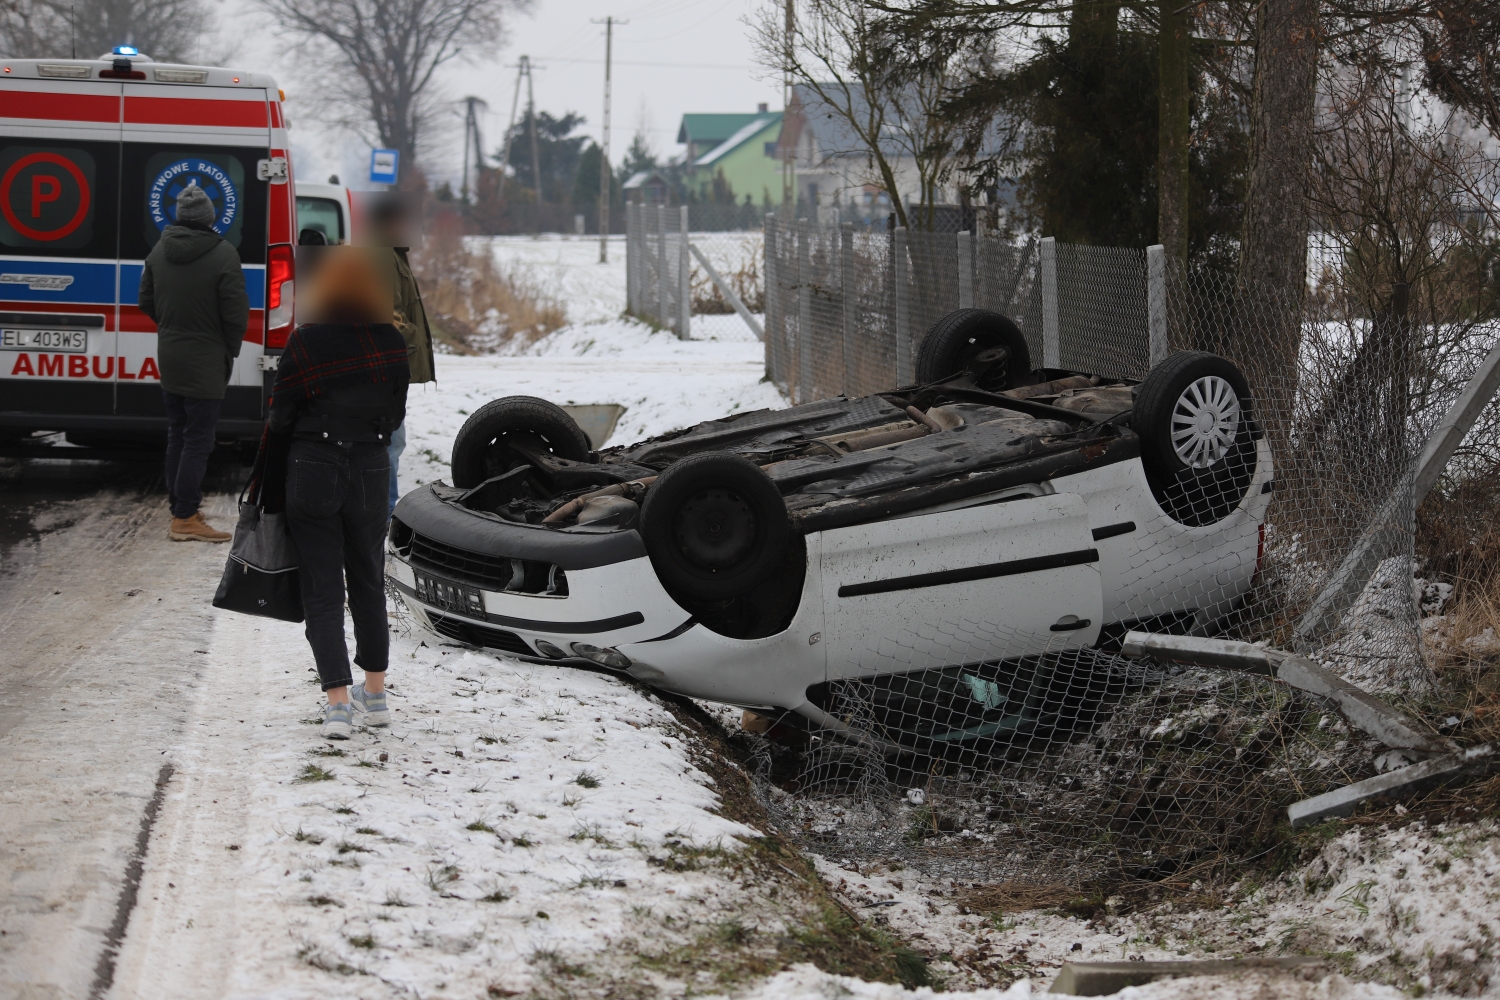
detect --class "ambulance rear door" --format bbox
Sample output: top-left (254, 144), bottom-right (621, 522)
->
top-left (118, 81), bottom-right (271, 437)
top-left (0, 76), bottom-right (123, 426)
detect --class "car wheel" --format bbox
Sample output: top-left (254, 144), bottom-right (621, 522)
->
top-left (914, 308), bottom-right (1032, 391)
top-left (450, 396), bottom-right (592, 488)
top-left (1133, 351), bottom-right (1259, 527)
top-left (640, 452), bottom-right (791, 602)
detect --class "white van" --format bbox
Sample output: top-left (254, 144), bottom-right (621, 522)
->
top-left (295, 179), bottom-right (354, 245)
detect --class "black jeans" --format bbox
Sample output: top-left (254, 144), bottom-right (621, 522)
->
top-left (163, 391), bottom-right (221, 519)
top-left (284, 440), bottom-right (390, 691)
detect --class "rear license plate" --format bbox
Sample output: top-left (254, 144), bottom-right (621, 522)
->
top-left (412, 569), bottom-right (485, 617)
top-left (1, 328), bottom-right (87, 352)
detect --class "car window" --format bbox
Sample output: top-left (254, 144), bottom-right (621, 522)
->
top-left (0, 140), bottom-right (119, 258)
top-left (118, 143), bottom-right (269, 264)
top-left (297, 196), bottom-right (344, 242)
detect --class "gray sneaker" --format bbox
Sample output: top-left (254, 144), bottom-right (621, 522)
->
top-left (350, 684), bottom-right (390, 727)
top-left (322, 701), bottom-right (353, 740)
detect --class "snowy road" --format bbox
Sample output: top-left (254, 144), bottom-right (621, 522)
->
top-left (0, 457), bottom-right (241, 997)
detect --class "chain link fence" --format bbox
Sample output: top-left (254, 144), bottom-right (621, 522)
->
top-left (625, 203), bottom-right (765, 342)
top-left (749, 216), bottom-right (1497, 887)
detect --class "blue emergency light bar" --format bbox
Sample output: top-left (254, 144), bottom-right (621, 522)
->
top-left (112, 45), bottom-right (139, 56)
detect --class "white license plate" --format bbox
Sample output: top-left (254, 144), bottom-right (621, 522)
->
top-left (0, 328), bottom-right (88, 352)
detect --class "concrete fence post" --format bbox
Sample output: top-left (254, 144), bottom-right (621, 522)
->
top-left (1040, 236), bottom-right (1060, 368)
top-left (763, 214), bottom-right (779, 386)
top-left (841, 221), bottom-right (855, 396)
top-left (625, 203), bottom-right (636, 316)
top-left (957, 230), bottom-right (973, 310)
top-left (678, 205), bottom-right (691, 339)
top-left (894, 226), bottom-right (911, 385)
top-left (1146, 243), bottom-right (1168, 368)
top-left (797, 218), bottom-right (813, 404)
top-left (656, 204), bottom-right (668, 330)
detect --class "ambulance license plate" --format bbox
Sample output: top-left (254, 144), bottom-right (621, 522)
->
top-left (1, 328), bottom-right (88, 352)
top-left (412, 569), bottom-right (485, 617)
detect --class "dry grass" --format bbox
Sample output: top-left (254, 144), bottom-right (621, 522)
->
top-left (409, 212), bottom-right (567, 354)
top-left (690, 236), bottom-right (765, 315)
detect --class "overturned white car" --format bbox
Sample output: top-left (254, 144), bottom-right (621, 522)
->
top-left (386, 309), bottom-right (1272, 745)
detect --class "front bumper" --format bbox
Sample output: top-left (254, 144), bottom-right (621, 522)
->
top-left (386, 484), bottom-right (828, 711)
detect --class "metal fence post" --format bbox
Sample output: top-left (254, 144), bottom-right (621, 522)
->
top-left (678, 205), bottom-right (691, 339)
top-left (1040, 236), bottom-right (1060, 368)
top-left (1146, 243), bottom-right (1168, 368)
top-left (797, 218), bottom-right (813, 404)
top-left (841, 221), bottom-right (855, 396)
top-left (957, 230), bottom-right (973, 310)
top-left (894, 226), bottom-right (911, 385)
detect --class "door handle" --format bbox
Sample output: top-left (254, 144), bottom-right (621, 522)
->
top-left (1050, 615), bottom-right (1092, 632)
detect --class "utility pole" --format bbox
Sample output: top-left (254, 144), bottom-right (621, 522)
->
top-left (590, 16), bottom-right (626, 263)
top-left (498, 59), bottom-right (527, 204)
top-left (782, 0), bottom-right (795, 214)
top-left (526, 56), bottom-right (543, 229)
top-left (460, 96), bottom-right (486, 206)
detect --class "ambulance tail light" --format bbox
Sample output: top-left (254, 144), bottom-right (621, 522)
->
top-left (266, 244), bottom-right (294, 348)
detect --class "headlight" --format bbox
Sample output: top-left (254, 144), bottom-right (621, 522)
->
top-left (570, 643), bottom-right (632, 669)
top-left (534, 639), bottom-right (567, 659)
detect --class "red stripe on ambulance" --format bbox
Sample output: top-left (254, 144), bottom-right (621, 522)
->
top-left (3, 91), bottom-right (118, 123)
top-left (124, 96), bottom-right (268, 129)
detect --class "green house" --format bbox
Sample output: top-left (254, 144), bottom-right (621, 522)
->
top-left (678, 106), bottom-right (785, 206)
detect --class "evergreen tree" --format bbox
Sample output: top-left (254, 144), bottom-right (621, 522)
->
top-left (571, 142), bottom-right (622, 214)
top-left (496, 110), bottom-right (589, 203)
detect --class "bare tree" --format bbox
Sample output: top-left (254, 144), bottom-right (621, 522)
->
top-left (750, 0), bottom-right (970, 228)
top-left (254, 0), bottom-right (528, 176)
top-left (1, 0), bottom-right (216, 62)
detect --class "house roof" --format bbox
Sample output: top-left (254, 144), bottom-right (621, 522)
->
top-left (677, 113), bottom-right (774, 147)
top-left (623, 170), bottom-right (668, 190)
top-left (694, 114), bottom-right (782, 168)
top-left (790, 83), bottom-right (1012, 161)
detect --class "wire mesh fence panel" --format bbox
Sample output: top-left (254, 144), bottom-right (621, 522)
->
top-left (624, 203), bottom-right (689, 336)
top-left (742, 214), bottom-right (1491, 889)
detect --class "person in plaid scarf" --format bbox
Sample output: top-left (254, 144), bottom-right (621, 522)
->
top-left (257, 247), bottom-right (410, 739)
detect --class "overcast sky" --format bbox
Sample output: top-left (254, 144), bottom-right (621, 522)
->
top-left (223, 0), bottom-right (782, 189)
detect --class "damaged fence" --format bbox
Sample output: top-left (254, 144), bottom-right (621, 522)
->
top-left (625, 203), bottom-right (766, 341)
top-left (753, 216), bottom-right (1500, 885)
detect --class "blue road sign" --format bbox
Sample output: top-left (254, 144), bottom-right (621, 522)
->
top-left (370, 149), bottom-right (399, 186)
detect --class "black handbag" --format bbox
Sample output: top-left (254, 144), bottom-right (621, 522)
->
top-left (213, 450), bottom-right (304, 623)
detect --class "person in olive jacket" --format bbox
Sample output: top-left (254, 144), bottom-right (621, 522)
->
top-left (138, 183), bottom-right (249, 543)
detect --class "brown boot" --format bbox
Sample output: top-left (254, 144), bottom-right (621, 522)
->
top-left (169, 511), bottom-right (231, 543)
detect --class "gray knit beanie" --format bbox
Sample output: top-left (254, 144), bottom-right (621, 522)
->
top-left (175, 183), bottom-right (215, 226)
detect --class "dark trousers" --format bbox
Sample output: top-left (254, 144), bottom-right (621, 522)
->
top-left (284, 440), bottom-right (390, 691)
top-left (163, 391), bottom-right (221, 519)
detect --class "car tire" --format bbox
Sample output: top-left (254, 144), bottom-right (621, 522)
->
top-left (450, 396), bottom-right (592, 488)
top-left (914, 308), bottom-right (1032, 391)
top-left (640, 452), bottom-right (791, 602)
top-left (1133, 351), bottom-right (1259, 527)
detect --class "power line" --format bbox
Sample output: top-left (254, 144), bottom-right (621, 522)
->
top-left (531, 56), bottom-right (757, 70)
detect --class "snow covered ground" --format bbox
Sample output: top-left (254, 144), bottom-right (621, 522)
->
top-left (399, 317), bottom-right (780, 495)
top-left (64, 234), bottom-right (1499, 999)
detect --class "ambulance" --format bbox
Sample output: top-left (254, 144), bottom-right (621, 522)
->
top-left (0, 47), bottom-right (296, 447)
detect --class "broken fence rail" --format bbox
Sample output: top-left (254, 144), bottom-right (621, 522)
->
top-left (1119, 631), bottom-right (1491, 826)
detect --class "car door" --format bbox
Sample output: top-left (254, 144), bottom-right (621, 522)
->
top-left (0, 77), bottom-right (123, 419)
top-left (819, 492), bottom-right (1104, 680)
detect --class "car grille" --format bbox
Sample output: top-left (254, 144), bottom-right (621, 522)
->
top-left (402, 527), bottom-right (568, 595)
top-left (427, 612), bottom-right (533, 656)
top-left (408, 532), bottom-right (514, 590)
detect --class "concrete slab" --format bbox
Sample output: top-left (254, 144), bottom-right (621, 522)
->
top-left (1048, 957), bottom-right (1329, 995)
top-left (1287, 744), bottom-right (1498, 827)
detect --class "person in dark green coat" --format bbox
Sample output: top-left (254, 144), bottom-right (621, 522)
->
top-left (367, 196), bottom-right (435, 513)
top-left (138, 183), bottom-right (249, 543)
